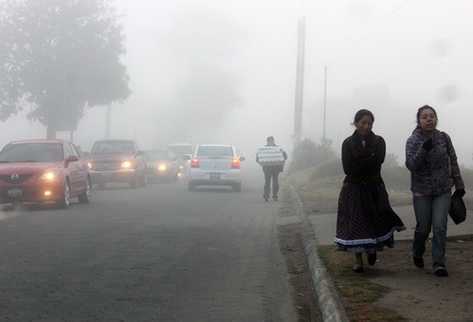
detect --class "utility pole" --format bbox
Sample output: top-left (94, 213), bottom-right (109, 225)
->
top-left (294, 16), bottom-right (306, 146)
top-left (322, 66), bottom-right (328, 144)
top-left (105, 105), bottom-right (111, 139)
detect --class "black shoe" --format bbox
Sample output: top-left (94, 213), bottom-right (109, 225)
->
top-left (434, 266), bottom-right (449, 277)
top-left (367, 253), bottom-right (377, 266)
top-left (352, 264), bottom-right (364, 273)
top-left (413, 256), bottom-right (424, 268)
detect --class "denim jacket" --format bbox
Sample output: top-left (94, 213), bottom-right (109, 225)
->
top-left (405, 129), bottom-right (464, 196)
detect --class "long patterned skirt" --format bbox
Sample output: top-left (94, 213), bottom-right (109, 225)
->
top-left (335, 181), bottom-right (406, 253)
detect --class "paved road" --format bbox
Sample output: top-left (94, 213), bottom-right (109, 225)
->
top-left (0, 173), bottom-right (296, 322)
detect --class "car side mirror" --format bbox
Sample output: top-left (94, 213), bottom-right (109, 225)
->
top-left (239, 156), bottom-right (246, 162)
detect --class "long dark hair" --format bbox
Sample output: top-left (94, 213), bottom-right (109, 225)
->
top-left (416, 105), bottom-right (438, 129)
top-left (353, 109), bottom-right (375, 124)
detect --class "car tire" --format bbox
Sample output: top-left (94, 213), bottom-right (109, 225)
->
top-left (58, 180), bottom-right (71, 209)
top-left (78, 178), bottom-right (91, 204)
top-left (232, 183), bottom-right (242, 192)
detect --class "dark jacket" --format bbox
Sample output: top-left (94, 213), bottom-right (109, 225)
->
top-left (342, 131), bottom-right (385, 184)
top-left (405, 129), bottom-right (464, 196)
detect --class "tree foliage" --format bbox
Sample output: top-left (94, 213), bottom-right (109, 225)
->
top-left (0, 0), bottom-right (130, 137)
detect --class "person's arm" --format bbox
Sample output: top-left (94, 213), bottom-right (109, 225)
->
top-left (445, 133), bottom-right (465, 191)
top-left (405, 135), bottom-right (428, 172)
top-left (373, 136), bottom-right (386, 166)
top-left (282, 149), bottom-right (288, 161)
top-left (341, 140), bottom-right (353, 175)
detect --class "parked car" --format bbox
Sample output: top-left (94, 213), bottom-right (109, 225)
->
top-left (143, 150), bottom-right (180, 183)
top-left (88, 140), bottom-right (146, 189)
top-left (0, 139), bottom-right (91, 208)
top-left (187, 144), bottom-right (244, 192)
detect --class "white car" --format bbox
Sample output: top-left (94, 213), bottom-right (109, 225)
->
top-left (187, 144), bottom-right (244, 192)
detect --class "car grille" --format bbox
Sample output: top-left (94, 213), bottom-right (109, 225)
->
top-left (0, 174), bottom-right (33, 184)
top-left (94, 161), bottom-right (122, 171)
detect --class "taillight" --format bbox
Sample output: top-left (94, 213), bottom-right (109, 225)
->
top-left (231, 158), bottom-right (240, 169)
top-left (191, 159), bottom-right (200, 168)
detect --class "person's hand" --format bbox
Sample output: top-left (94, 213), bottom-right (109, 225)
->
top-left (453, 189), bottom-right (466, 198)
top-left (423, 138), bottom-right (433, 151)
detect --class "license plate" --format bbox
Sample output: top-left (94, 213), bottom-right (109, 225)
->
top-left (7, 188), bottom-right (23, 198)
top-left (209, 173), bottom-right (221, 180)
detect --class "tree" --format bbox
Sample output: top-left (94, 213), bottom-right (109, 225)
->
top-left (0, 0), bottom-right (130, 138)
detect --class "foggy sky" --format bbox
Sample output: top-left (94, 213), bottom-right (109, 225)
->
top-left (2, 0), bottom-right (473, 165)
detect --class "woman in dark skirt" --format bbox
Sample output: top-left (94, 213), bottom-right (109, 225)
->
top-left (336, 109), bottom-right (406, 272)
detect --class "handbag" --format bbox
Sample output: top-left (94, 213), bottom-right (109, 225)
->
top-left (450, 193), bottom-right (466, 224)
top-left (442, 132), bottom-right (467, 224)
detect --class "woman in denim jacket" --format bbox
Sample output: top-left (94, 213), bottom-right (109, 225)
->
top-left (405, 105), bottom-right (465, 277)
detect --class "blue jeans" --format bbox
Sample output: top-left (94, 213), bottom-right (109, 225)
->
top-left (412, 193), bottom-right (451, 267)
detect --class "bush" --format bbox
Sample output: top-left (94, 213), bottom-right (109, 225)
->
top-left (309, 159), bottom-right (343, 182)
top-left (289, 138), bottom-right (337, 173)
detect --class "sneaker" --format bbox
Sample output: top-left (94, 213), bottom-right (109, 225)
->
top-left (352, 264), bottom-right (364, 273)
top-left (263, 196), bottom-right (269, 202)
top-left (413, 256), bottom-right (424, 268)
top-left (434, 266), bottom-right (448, 277)
top-left (272, 195), bottom-right (278, 201)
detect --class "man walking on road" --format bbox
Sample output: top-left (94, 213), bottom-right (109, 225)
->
top-left (256, 136), bottom-right (288, 202)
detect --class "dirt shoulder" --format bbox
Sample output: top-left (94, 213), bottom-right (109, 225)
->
top-left (319, 235), bottom-right (473, 322)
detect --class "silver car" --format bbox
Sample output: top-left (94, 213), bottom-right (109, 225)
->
top-left (187, 144), bottom-right (244, 192)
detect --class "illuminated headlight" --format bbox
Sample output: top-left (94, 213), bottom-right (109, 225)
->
top-left (158, 164), bottom-right (168, 172)
top-left (179, 165), bottom-right (184, 170)
top-left (40, 171), bottom-right (57, 182)
top-left (87, 162), bottom-right (93, 169)
top-left (121, 161), bottom-right (133, 169)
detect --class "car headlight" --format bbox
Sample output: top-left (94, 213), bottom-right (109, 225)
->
top-left (158, 163), bottom-right (168, 172)
top-left (87, 162), bottom-right (93, 169)
top-left (121, 161), bottom-right (133, 169)
top-left (40, 171), bottom-right (57, 182)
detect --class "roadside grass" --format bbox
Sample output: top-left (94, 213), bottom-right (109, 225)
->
top-left (318, 246), bottom-right (407, 322)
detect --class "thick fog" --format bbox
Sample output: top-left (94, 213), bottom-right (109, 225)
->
top-left (2, 0), bottom-right (473, 165)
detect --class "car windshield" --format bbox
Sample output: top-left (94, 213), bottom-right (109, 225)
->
top-left (144, 150), bottom-right (172, 161)
top-left (0, 143), bottom-right (64, 163)
top-left (197, 146), bottom-right (233, 157)
top-left (92, 141), bottom-right (135, 154)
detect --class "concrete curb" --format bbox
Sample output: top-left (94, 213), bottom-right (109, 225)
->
top-left (288, 184), bottom-right (350, 322)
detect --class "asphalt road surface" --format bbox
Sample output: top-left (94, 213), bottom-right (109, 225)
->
top-left (0, 172), bottom-right (296, 322)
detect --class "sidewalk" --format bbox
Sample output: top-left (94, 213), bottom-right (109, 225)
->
top-left (308, 206), bottom-right (473, 321)
top-left (309, 205), bottom-right (473, 245)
